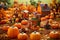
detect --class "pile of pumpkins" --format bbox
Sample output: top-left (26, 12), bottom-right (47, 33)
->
top-left (1, 19), bottom-right (41, 40)
top-left (2, 26), bottom-right (41, 40)
top-left (1, 20), bottom-right (60, 40)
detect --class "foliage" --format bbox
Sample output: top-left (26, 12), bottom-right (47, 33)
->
top-left (30, 0), bottom-right (37, 7)
top-left (0, 0), bottom-right (11, 7)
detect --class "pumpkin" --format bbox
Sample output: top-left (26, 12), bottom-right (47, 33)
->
top-left (20, 5), bottom-right (27, 11)
top-left (30, 26), bottom-right (40, 31)
top-left (18, 32), bottom-right (28, 40)
top-left (0, 20), bottom-right (7, 24)
top-left (30, 31), bottom-right (41, 40)
top-left (51, 23), bottom-right (59, 29)
top-left (49, 31), bottom-right (59, 39)
top-left (2, 26), bottom-right (10, 31)
top-left (45, 15), bottom-right (49, 19)
top-left (41, 17), bottom-right (46, 21)
top-left (7, 27), bottom-right (19, 38)
top-left (27, 5), bottom-right (36, 12)
top-left (21, 20), bottom-right (28, 25)
top-left (14, 23), bottom-right (22, 29)
top-left (50, 16), bottom-right (54, 19)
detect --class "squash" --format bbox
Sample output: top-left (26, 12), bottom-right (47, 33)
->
top-left (21, 20), bottom-right (28, 25)
top-left (2, 25), bottom-right (10, 31)
top-left (30, 26), bottom-right (40, 31)
top-left (45, 15), bottom-right (49, 19)
top-left (30, 31), bottom-right (41, 40)
top-left (50, 16), bottom-right (54, 19)
top-left (18, 32), bottom-right (28, 40)
top-left (51, 23), bottom-right (59, 29)
top-left (14, 23), bottom-right (22, 29)
top-left (7, 27), bottom-right (19, 38)
top-left (0, 20), bottom-right (7, 24)
top-left (41, 17), bottom-right (46, 21)
top-left (49, 31), bottom-right (59, 39)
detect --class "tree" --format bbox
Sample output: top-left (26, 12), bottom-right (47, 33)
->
top-left (0, 0), bottom-right (11, 7)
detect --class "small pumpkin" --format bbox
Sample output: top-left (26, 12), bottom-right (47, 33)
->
top-left (18, 32), bottom-right (28, 40)
top-left (41, 17), bottom-right (46, 21)
top-left (30, 26), bottom-right (40, 31)
top-left (49, 16), bottom-right (54, 19)
top-left (0, 20), bottom-right (7, 24)
top-left (51, 23), bottom-right (59, 29)
top-left (21, 20), bottom-right (28, 25)
top-left (14, 23), bottom-right (22, 29)
top-left (2, 25), bottom-right (10, 31)
top-left (49, 31), bottom-right (59, 39)
top-left (30, 31), bottom-right (41, 40)
top-left (7, 27), bottom-right (19, 38)
top-left (45, 15), bottom-right (49, 19)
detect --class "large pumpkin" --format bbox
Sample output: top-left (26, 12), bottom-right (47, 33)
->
top-left (18, 32), bottom-right (28, 40)
top-left (7, 27), bottom-right (19, 38)
top-left (14, 23), bottom-right (22, 29)
top-left (30, 31), bottom-right (41, 40)
top-left (2, 25), bottom-right (10, 31)
top-left (49, 31), bottom-right (59, 39)
top-left (21, 20), bottom-right (28, 25)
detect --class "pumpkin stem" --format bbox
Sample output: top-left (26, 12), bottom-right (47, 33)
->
top-left (34, 31), bottom-right (36, 33)
top-left (21, 32), bottom-right (24, 34)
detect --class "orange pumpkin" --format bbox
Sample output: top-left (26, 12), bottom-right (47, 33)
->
top-left (18, 32), bottom-right (28, 40)
top-left (51, 23), bottom-right (59, 29)
top-left (49, 31), bottom-right (59, 38)
top-left (21, 20), bottom-right (28, 25)
top-left (41, 17), bottom-right (46, 21)
top-left (30, 26), bottom-right (40, 31)
top-left (50, 16), bottom-right (54, 19)
top-left (2, 26), bottom-right (10, 31)
top-left (14, 23), bottom-right (22, 29)
top-left (7, 27), bottom-right (19, 38)
top-left (30, 31), bottom-right (41, 40)
top-left (0, 20), bottom-right (7, 24)
top-left (45, 15), bottom-right (49, 19)
top-left (20, 5), bottom-right (27, 11)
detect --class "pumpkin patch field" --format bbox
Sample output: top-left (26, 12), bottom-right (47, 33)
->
top-left (0, 0), bottom-right (60, 40)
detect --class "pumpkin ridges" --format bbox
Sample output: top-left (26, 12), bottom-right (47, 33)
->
top-left (7, 27), bottom-right (19, 38)
top-left (21, 20), bottom-right (28, 25)
top-left (7, 27), bottom-right (14, 38)
top-left (49, 31), bottom-right (59, 39)
top-left (30, 32), bottom-right (41, 40)
top-left (18, 33), bottom-right (28, 40)
top-left (14, 23), bottom-right (22, 29)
